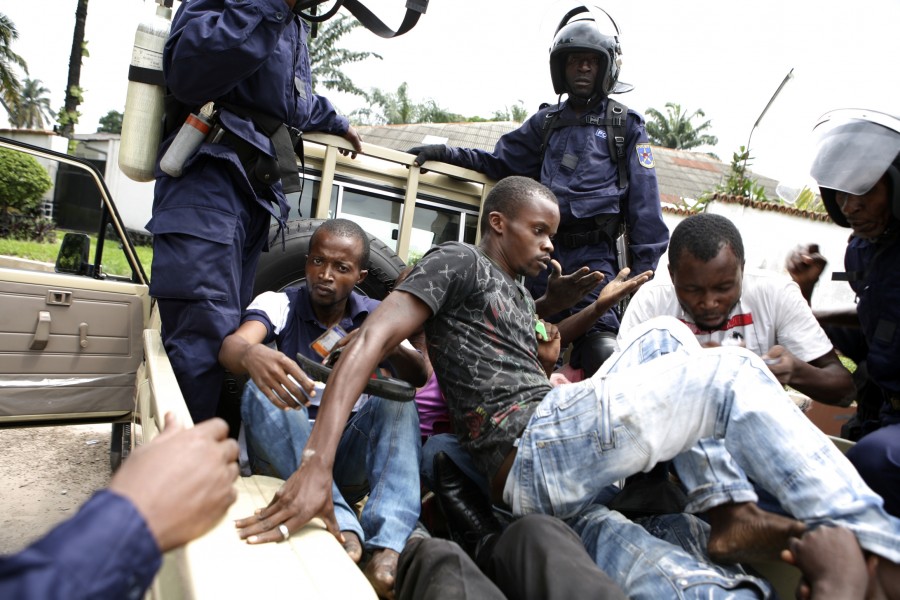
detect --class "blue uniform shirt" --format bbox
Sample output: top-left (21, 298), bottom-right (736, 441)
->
top-left (153, 0), bottom-right (350, 224)
top-left (845, 233), bottom-right (900, 400)
top-left (445, 98), bottom-right (669, 277)
top-left (0, 490), bottom-right (161, 600)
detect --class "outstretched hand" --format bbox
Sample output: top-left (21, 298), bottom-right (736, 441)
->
top-left (235, 452), bottom-right (342, 546)
top-left (595, 267), bottom-right (653, 311)
top-left (537, 260), bottom-right (605, 317)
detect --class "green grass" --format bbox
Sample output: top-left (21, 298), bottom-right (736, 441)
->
top-left (0, 235), bottom-right (153, 279)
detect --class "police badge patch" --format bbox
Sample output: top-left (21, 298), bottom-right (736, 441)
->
top-left (636, 143), bottom-right (655, 168)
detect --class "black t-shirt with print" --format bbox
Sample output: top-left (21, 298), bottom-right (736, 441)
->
top-left (396, 242), bottom-right (552, 479)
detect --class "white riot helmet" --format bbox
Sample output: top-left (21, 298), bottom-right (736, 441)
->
top-left (549, 5), bottom-right (633, 97)
top-left (810, 108), bottom-right (900, 227)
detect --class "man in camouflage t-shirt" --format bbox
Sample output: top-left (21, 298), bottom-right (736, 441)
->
top-left (397, 240), bottom-right (552, 480)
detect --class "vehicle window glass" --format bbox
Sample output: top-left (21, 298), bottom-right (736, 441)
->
top-left (339, 188), bottom-right (402, 251)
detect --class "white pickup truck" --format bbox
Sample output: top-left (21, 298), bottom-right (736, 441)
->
top-left (1, 133), bottom-right (816, 598)
top-left (0, 132), bottom-right (496, 598)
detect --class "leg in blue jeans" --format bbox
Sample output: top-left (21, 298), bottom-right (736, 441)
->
top-left (505, 316), bottom-right (900, 563)
top-left (241, 381), bottom-right (422, 553)
top-left (240, 380), bottom-right (363, 543)
top-left (570, 503), bottom-right (771, 599)
top-left (331, 394), bottom-right (422, 553)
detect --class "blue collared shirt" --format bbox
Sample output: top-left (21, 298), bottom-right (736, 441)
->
top-left (0, 490), bottom-right (161, 600)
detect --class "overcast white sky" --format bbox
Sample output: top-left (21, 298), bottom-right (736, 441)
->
top-left (3, 0), bottom-right (898, 189)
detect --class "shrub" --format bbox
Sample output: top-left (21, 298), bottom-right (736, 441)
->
top-left (0, 148), bottom-right (55, 241)
top-left (0, 148), bottom-right (53, 216)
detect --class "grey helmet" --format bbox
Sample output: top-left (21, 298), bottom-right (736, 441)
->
top-left (810, 108), bottom-right (900, 227)
top-left (549, 5), bottom-right (633, 97)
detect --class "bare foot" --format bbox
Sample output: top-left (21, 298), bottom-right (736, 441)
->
top-left (363, 547), bottom-right (399, 599)
top-left (342, 531), bottom-right (363, 563)
top-left (707, 502), bottom-right (806, 564)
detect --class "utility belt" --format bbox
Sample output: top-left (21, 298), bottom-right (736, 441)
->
top-left (211, 122), bottom-right (304, 194)
top-left (556, 215), bottom-right (622, 249)
top-left (163, 95), bottom-right (304, 194)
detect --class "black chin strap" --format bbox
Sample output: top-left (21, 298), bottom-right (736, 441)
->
top-left (293, 0), bottom-right (429, 38)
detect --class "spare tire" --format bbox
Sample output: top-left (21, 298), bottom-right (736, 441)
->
top-left (253, 218), bottom-right (407, 300)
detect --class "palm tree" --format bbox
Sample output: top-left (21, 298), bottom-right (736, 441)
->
top-left (0, 13), bottom-right (28, 115)
top-left (351, 82), bottom-right (464, 125)
top-left (5, 78), bottom-right (56, 129)
top-left (59, 0), bottom-right (89, 138)
top-left (645, 102), bottom-right (718, 151)
top-left (307, 14), bottom-right (381, 99)
top-left (358, 82), bottom-right (417, 125)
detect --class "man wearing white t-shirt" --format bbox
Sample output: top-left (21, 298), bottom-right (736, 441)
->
top-left (619, 212), bottom-right (854, 407)
top-left (618, 212), bottom-right (855, 519)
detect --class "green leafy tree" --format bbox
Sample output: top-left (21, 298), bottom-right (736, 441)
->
top-left (351, 82), bottom-right (464, 125)
top-left (492, 101), bottom-right (529, 123)
top-left (5, 78), bottom-right (56, 129)
top-left (307, 14), bottom-right (381, 99)
top-left (97, 109), bottom-right (123, 133)
top-left (0, 13), bottom-right (28, 117)
top-left (417, 99), bottom-right (464, 124)
top-left (645, 102), bottom-right (718, 151)
top-left (0, 147), bottom-right (53, 240)
top-left (354, 82), bottom-right (416, 125)
top-left (58, 0), bottom-right (89, 139)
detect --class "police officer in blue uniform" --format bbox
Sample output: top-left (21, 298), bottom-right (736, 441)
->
top-left (409, 6), bottom-right (668, 375)
top-left (789, 108), bottom-right (900, 517)
top-left (147, 0), bottom-right (362, 422)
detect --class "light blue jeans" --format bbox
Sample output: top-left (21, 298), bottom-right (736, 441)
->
top-left (571, 500), bottom-right (771, 598)
top-left (505, 316), bottom-right (900, 563)
top-left (241, 380), bottom-right (422, 554)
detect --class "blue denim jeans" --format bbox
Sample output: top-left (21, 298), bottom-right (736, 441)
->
top-left (241, 380), bottom-right (421, 553)
top-left (570, 502), bottom-right (771, 598)
top-left (505, 316), bottom-right (900, 564)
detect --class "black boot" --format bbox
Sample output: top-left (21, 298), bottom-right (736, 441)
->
top-left (432, 451), bottom-right (502, 557)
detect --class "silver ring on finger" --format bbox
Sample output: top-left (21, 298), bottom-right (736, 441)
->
top-left (278, 523), bottom-right (290, 542)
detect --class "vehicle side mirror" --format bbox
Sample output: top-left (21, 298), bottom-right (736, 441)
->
top-left (55, 233), bottom-right (90, 275)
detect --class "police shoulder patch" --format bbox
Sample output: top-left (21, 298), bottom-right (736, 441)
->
top-left (636, 143), bottom-right (655, 168)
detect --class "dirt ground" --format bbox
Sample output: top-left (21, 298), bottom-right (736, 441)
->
top-left (0, 423), bottom-right (113, 555)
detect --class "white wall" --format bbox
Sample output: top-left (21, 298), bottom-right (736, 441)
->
top-left (659, 202), bottom-right (856, 312)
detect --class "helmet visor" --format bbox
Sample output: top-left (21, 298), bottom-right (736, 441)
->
top-left (810, 110), bottom-right (900, 195)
